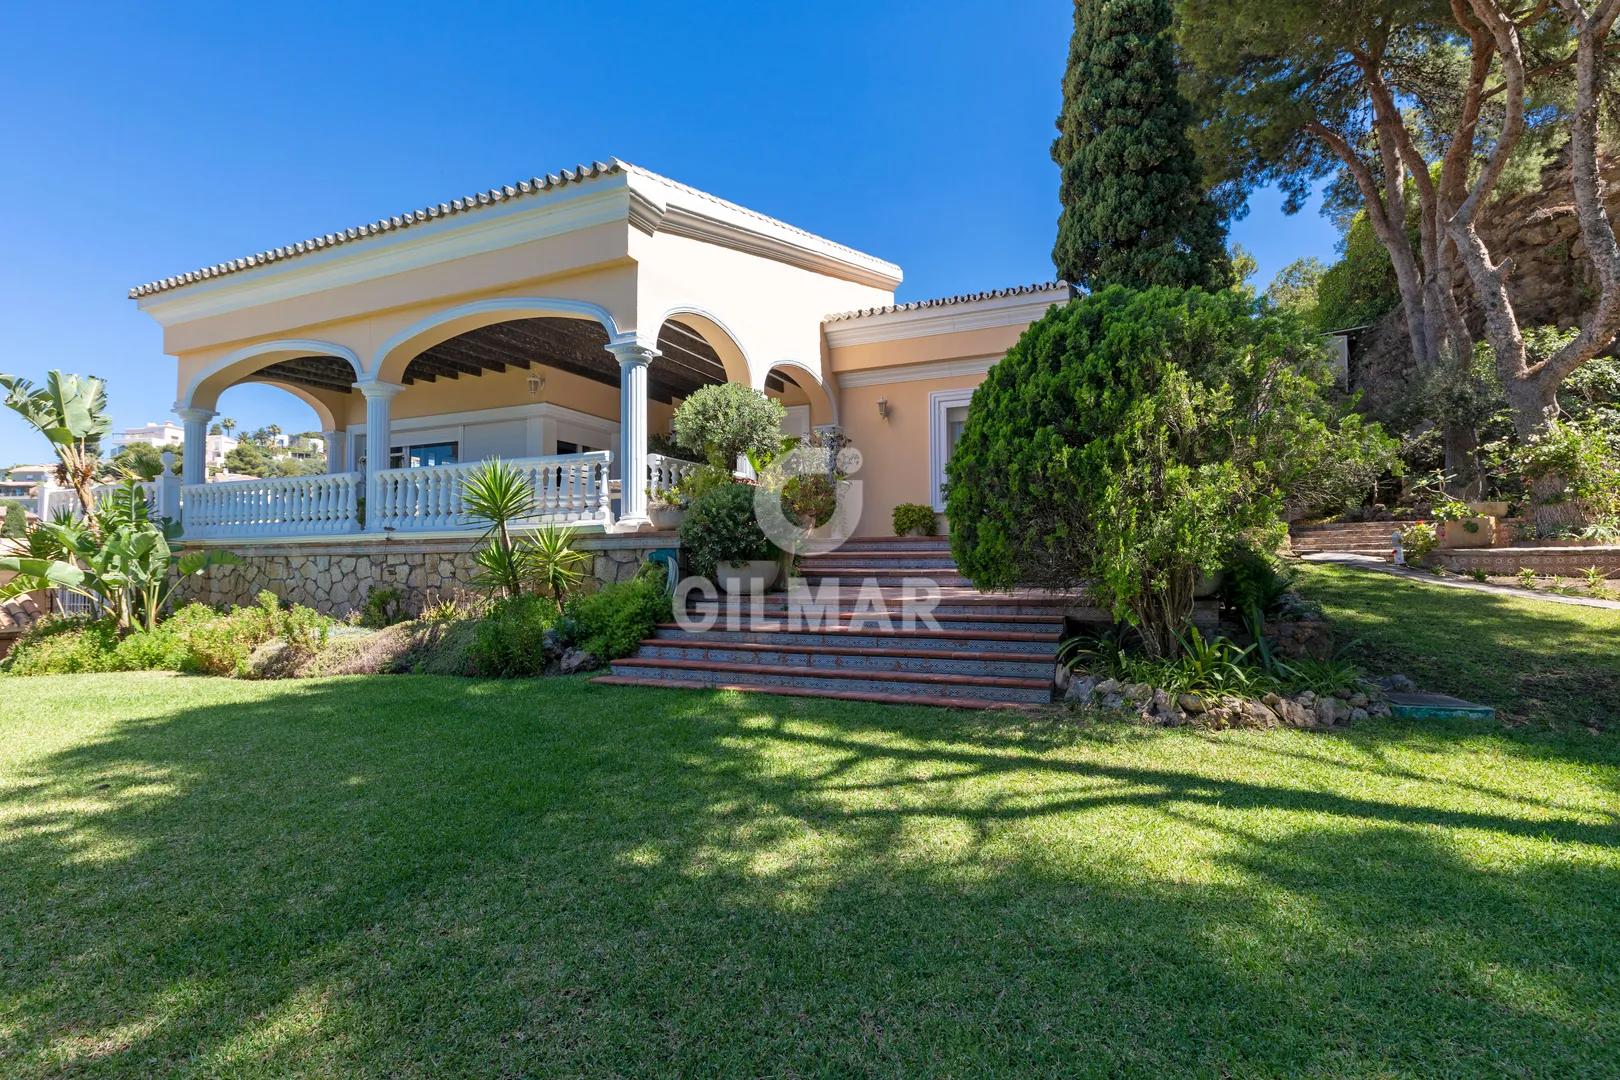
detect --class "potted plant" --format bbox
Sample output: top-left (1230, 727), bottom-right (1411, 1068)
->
top-left (646, 486), bottom-right (686, 532)
top-left (1432, 496), bottom-right (1495, 548)
top-left (678, 482), bottom-right (780, 593)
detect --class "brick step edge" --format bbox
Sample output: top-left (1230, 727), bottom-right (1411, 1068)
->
top-left (590, 675), bottom-right (1031, 711)
top-left (641, 638), bottom-right (1058, 663)
top-left (612, 656), bottom-right (1053, 690)
top-left (655, 622), bottom-right (1062, 642)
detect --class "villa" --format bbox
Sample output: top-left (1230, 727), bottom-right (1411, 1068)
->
top-left (129, 159), bottom-right (1071, 614)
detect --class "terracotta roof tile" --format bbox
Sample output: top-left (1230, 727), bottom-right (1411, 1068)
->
top-left (824, 281), bottom-right (1071, 323)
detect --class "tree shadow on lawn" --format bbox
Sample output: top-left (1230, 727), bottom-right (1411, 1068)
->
top-left (1, 675), bottom-right (1617, 1076)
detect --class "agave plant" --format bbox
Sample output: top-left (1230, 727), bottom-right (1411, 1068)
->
top-left (0, 371), bottom-right (112, 525)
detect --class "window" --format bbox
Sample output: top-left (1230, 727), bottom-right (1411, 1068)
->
top-left (389, 441), bottom-right (459, 469)
top-left (928, 388), bottom-right (977, 512)
top-left (554, 440), bottom-right (603, 455)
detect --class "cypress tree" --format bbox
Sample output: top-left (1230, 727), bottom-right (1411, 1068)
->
top-left (1052, 0), bottom-right (1230, 291)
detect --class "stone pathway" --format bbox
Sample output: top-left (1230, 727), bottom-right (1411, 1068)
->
top-left (1301, 552), bottom-right (1620, 610)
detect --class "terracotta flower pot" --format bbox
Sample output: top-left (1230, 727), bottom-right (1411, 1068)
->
top-left (1439, 517), bottom-right (1496, 548)
top-left (716, 559), bottom-right (780, 594)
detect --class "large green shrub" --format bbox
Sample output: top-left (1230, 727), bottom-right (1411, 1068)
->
top-left (671, 383), bottom-right (785, 468)
top-left (561, 564), bottom-right (673, 660)
top-left (946, 285), bottom-right (1395, 656)
top-left (470, 594), bottom-right (559, 678)
top-left (1314, 212), bottom-right (1405, 331)
top-left (678, 482), bottom-right (778, 580)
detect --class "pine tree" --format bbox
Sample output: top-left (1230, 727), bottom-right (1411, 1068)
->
top-left (1052, 0), bottom-right (1230, 291)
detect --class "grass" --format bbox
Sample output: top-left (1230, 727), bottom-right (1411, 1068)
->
top-left (2, 672), bottom-right (1618, 1076)
top-left (1295, 562), bottom-right (1620, 731)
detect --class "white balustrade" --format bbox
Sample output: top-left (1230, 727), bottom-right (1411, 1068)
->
top-left (371, 452), bottom-right (614, 533)
top-left (39, 481), bottom-right (159, 521)
top-left (646, 453), bottom-right (701, 503)
top-left (181, 472), bottom-right (364, 539)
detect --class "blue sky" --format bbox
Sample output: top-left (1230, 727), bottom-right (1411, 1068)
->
top-left (0, 0), bottom-right (1338, 467)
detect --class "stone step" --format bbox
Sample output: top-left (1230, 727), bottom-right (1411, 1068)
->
top-left (681, 609), bottom-right (1064, 633)
top-left (635, 639), bottom-right (1057, 677)
top-left (831, 536), bottom-right (954, 549)
top-left (797, 554), bottom-right (960, 569)
top-left (802, 569), bottom-right (973, 587)
top-left (590, 675), bottom-right (1029, 711)
top-left (653, 624), bottom-right (1060, 654)
top-left (605, 656), bottom-right (1056, 704)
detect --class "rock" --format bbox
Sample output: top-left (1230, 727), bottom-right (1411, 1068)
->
top-left (1099, 693), bottom-right (1125, 711)
top-left (1124, 683), bottom-right (1152, 703)
top-left (1369, 701), bottom-right (1392, 719)
top-left (541, 628), bottom-right (565, 658)
top-left (1066, 676), bottom-right (1099, 705)
top-left (1348, 692), bottom-right (1370, 708)
top-left (1178, 692), bottom-right (1208, 714)
top-left (1376, 673), bottom-right (1417, 693)
top-left (1151, 688), bottom-right (1174, 711)
top-left (1298, 690), bottom-right (1317, 707)
top-left (559, 647), bottom-right (600, 675)
top-left (1095, 678), bottom-right (1122, 695)
top-left (1350, 707), bottom-right (1370, 723)
top-left (1315, 698), bottom-right (1345, 726)
top-left (1261, 691), bottom-right (1283, 708)
top-left (1243, 700), bottom-right (1279, 726)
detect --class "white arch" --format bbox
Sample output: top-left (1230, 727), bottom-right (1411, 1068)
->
top-left (236, 377), bottom-right (344, 433)
top-left (653, 305), bottom-right (755, 384)
top-left (369, 296), bottom-right (625, 380)
top-left (179, 338), bottom-right (363, 411)
top-left (759, 359), bottom-right (839, 426)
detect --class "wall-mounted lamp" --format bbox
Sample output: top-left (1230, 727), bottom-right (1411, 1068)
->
top-left (527, 374), bottom-right (546, 398)
top-left (876, 397), bottom-right (890, 421)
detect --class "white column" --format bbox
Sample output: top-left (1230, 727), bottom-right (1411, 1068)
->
top-left (174, 406), bottom-right (216, 486)
top-left (605, 341), bottom-right (656, 528)
top-left (356, 380), bottom-right (405, 533)
top-left (322, 430), bottom-right (347, 474)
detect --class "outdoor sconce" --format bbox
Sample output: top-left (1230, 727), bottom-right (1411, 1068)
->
top-left (527, 374), bottom-right (546, 398)
top-left (876, 397), bottom-right (890, 420)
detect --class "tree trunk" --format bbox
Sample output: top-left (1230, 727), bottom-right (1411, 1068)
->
top-left (1504, 375), bottom-right (1582, 532)
top-left (1443, 421), bottom-right (1482, 499)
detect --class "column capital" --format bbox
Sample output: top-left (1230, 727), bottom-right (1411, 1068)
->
top-left (174, 405), bottom-right (217, 424)
top-left (604, 340), bottom-right (659, 367)
top-left (355, 378), bottom-right (407, 401)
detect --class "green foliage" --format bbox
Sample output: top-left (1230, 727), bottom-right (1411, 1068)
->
top-left (678, 482), bottom-right (778, 580)
top-left (360, 586), bottom-right (408, 628)
top-left (0, 479), bottom-right (240, 631)
top-left (1506, 418), bottom-right (1620, 521)
top-left (1052, 0), bottom-right (1230, 290)
top-left (1264, 257), bottom-right (1327, 321)
top-left (1, 590), bottom-right (332, 678)
top-left (946, 286), bottom-right (1396, 655)
top-left (780, 473), bottom-right (837, 528)
top-left (561, 564), bottom-right (673, 661)
top-left (670, 464), bottom-right (738, 506)
top-left (891, 503), bottom-right (938, 537)
top-left (1, 502), bottom-right (25, 540)
top-left (0, 370), bottom-right (111, 515)
top-left (1400, 522), bottom-right (1438, 562)
top-left (671, 383), bottom-right (786, 468)
top-left (470, 594), bottom-right (560, 678)
top-left (1222, 541), bottom-right (1296, 635)
top-left (1313, 213), bottom-right (1403, 330)
top-left (463, 461), bottom-right (588, 601)
top-left (105, 441), bottom-right (180, 481)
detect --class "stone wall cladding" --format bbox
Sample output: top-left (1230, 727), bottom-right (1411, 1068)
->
top-left (1427, 545), bottom-right (1620, 577)
top-left (175, 534), bottom-right (675, 616)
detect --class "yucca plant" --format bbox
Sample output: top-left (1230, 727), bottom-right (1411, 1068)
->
top-left (462, 460), bottom-right (589, 601)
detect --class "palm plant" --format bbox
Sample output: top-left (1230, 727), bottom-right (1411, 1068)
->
top-left (528, 525), bottom-right (589, 602)
top-left (0, 371), bottom-right (111, 523)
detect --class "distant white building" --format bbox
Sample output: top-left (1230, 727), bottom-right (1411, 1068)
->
top-left (107, 420), bottom-right (237, 468)
top-left (0, 464), bottom-right (53, 503)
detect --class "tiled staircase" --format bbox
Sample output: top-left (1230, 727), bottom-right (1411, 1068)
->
top-left (1289, 521), bottom-right (1401, 559)
top-left (592, 536), bottom-right (1068, 709)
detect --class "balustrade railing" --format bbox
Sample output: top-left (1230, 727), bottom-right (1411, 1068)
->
top-left (181, 472), bottom-right (363, 539)
top-left (371, 452), bottom-right (614, 532)
top-left (39, 481), bottom-right (159, 521)
top-left (646, 453), bottom-right (701, 503)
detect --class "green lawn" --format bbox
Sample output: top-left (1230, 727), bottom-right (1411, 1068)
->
top-left (1296, 562), bottom-right (1620, 731)
top-left (2, 668), bottom-right (1618, 1076)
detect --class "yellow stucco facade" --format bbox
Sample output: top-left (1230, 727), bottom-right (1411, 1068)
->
top-left (132, 159), bottom-right (1066, 536)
